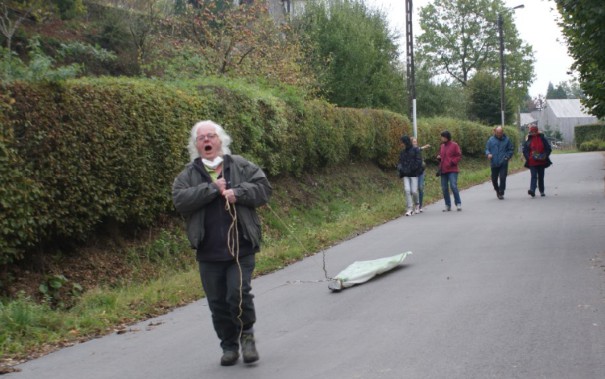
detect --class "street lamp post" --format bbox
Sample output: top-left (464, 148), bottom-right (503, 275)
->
top-left (498, 4), bottom-right (524, 128)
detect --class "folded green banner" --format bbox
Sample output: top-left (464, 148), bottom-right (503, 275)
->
top-left (328, 252), bottom-right (412, 291)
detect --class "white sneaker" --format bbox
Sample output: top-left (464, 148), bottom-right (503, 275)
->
top-left (405, 210), bottom-right (413, 216)
top-left (414, 206), bottom-right (420, 214)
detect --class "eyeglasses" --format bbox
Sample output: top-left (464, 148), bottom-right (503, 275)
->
top-left (196, 133), bottom-right (218, 141)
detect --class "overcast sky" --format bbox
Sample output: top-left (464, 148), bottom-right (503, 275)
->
top-left (364, 0), bottom-right (575, 98)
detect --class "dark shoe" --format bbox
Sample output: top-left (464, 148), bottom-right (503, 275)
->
top-left (241, 333), bottom-right (259, 364)
top-left (497, 191), bottom-right (504, 200)
top-left (540, 192), bottom-right (545, 197)
top-left (220, 350), bottom-right (239, 366)
top-left (528, 190), bottom-right (535, 198)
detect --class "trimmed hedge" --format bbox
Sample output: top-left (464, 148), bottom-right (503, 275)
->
top-left (0, 78), bottom-right (507, 264)
top-left (579, 139), bottom-right (605, 151)
top-left (575, 123), bottom-right (605, 149)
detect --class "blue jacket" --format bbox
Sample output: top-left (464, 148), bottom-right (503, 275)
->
top-left (485, 134), bottom-right (514, 168)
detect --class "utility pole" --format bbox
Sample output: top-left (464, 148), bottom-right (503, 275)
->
top-left (405, 0), bottom-right (417, 138)
top-left (498, 12), bottom-right (505, 128)
top-left (498, 4), bottom-right (524, 128)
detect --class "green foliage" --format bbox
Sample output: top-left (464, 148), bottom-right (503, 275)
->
top-left (556, 0), bottom-right (605, 118)
top-left (415, 117), bottom-right (518, 162)
top-left (579, 139), bottom-right (605, 152)
top-left (575, 123), bottom-right (605, 148)
top-left (0, 38), bottom-right (82, 83)
top-left (52, 0), bottom-right (86, 20)
top-left (293, 0), bottom-right (406, 113)
top-left (415, 66), bottom-right (467, 119)
top-left (417, 0), bottom-right (534, 108)
top-left (176, 1), bottom-right (315, 92)
top-left (546, 82), bottom-right (568, 99)
top-left (0, 77), bottom-right (510, 264)
top-left (465, 70), bottom-right (514, 126)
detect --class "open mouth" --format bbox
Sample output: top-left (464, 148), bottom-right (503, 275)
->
top-left (204, 145), bottom-right (212, 152)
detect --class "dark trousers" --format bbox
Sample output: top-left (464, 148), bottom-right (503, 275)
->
top-left (491, 161), bottom-right (509, 194)
top-left (529, 165), bottom-right (546, 194)
top-left (198, 254), bottom-right (256, 352)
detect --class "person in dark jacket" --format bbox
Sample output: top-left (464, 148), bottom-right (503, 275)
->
top-left (412, 137), bottom-right (430, 212)
top-left (172, 120), bottom-right (272, 366)
top-left (437, 130), bottom-right (462, 211)
top-left (398, 135), bottom-right (423, 216)
top-left (485, 126), bottom-right (514, 199)
top-left (522, 125), bottom-right (552, 197)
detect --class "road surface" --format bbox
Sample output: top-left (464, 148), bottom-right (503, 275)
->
top-left (7, 152), bottom-right (605, 379)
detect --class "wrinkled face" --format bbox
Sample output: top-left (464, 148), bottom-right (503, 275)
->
top-left (495, 128), bottom-right (504, 138)
top-left (196, 124), bottom-right (222, 160)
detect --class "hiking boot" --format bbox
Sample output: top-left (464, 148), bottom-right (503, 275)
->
top-left (240, 333), bottom-right (259, 364)
top-left (220, 350), bottom-right (239, 366)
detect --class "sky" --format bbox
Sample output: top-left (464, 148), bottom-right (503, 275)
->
top-left (364, 0), bottom-right (575, 98)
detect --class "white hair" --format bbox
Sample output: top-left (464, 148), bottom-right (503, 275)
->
top-left (187, 120), bottom-right (232, 161)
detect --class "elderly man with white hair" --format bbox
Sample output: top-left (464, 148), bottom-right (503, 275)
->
top-left (172, 120), bottom-right (272, 367)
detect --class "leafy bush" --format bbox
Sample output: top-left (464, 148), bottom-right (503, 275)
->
top-left (0, 77), bottom-right (500, 264)
top-left (0, 39), bottom-right (82, 84)
top-left (579, 139), bottom-right (605, 152)
top-left (575, 123), bottom-right (605, 148)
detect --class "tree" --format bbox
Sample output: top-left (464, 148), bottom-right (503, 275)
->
top-left (414, 62), bottom-right (467, 119)
top-left (293, 0), bottom-right (405, 113)
top-left (466, 70), bottom-right (512, 125)
top-left (556, 0), bottom-right (605, 118)
top-left (416, 0), bottom-right (534, 107)
top-left (0, 1), bottom-right (41, 52)
top-left (546, 82), bottom-right (567, 99)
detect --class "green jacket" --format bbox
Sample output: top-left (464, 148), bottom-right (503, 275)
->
top-left (172, 155), bottom-right (272, 251)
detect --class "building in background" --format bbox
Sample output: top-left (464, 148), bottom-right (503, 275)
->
top-left (537, 99), bottom-right (599, 144)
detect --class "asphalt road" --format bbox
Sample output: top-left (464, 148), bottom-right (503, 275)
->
top-left (7, 152), bottom-right (605, 379)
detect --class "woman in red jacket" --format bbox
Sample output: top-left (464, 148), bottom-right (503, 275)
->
top-left (437, 130), bottom-right (462, 211)
top-left (522, 125), bottom-right (552, 197)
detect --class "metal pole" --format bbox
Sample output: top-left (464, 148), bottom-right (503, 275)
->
top-left (405, 0), bottom-right (416, 137)
top-left (498, 12), bottom-right (505, 128)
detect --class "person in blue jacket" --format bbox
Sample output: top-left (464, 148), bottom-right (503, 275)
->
top-left (485, 126), bottom-right (514, 199)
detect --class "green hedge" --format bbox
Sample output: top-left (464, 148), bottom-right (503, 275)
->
top-left (575, 123), bottom-right (605, 148)
top-left (579, 139), bottom-right (605, 151)
top-left (0, 78), bottom-right (503, 264)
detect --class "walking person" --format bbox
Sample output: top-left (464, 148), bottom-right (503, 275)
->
top-left (412, 137), bottom-right (430, 212)
top-left (172, 120), bottom-right (272, 366)
top-left (485, 126), bottom-right (514, 199)
top-left (437, 130), bottom-right (462, 211)
top-left (522, 125), bottom-right (552, 197)
top-left (397, 135), bottom-right (423, 216)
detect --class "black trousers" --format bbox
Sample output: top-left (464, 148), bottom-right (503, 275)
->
top-left (491, 161), bottom-right (509, 194)
top-left (198, 254), bottom-right (256, 352)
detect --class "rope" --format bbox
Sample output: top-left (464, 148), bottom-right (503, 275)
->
top-left (265, 203), bottom-right (333, 281)
top-left (225, 199), bottom-right (245, 342)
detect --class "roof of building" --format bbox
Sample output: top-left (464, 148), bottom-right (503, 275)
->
top-left (545, 99), bottom-right (596, 119)
top-left (519, 113), bottom-right (536, 126)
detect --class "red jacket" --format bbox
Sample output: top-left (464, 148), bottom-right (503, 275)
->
top-left (439, 141), bottom-right (462, 174)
